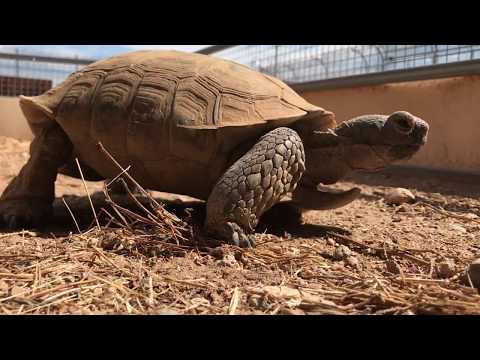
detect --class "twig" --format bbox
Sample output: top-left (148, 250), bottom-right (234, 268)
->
top-left (62, 197), bottom-right (82, 234)
top-left (327, 231), bottom-right (431, 266)
top-left (421, 201), bottom-right (480, 224)
top-left (228, 287), bottom-right (241, 315)
top-left (97, 142), bottom-right (181, 225)
top-left (75, 158), bottom-right (101, 231)
top-left (105, 165), bottom-right (132, 187)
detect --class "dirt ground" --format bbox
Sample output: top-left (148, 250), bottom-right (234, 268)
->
top-left (0, 135), bottom-right (480, 315)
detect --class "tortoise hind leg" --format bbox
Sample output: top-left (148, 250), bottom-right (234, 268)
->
top-left (0, 123), bottom-right (73, 230)
top-left (205, 127), bottom-right (306, 248)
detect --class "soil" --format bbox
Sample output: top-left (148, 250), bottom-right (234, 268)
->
top-left (0, 135), bottom-right (480, 315)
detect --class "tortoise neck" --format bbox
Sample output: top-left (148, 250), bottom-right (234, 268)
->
top-left (303, 146), bottom-right (351, 186)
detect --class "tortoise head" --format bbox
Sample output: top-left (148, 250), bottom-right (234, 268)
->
top-left (335, 111), bottom-right (429, 168)
top-left (303, 111), bottom-right (429, 184)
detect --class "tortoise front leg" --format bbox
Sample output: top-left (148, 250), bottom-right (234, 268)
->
top-left (0, 123), bottom-right (72, 229)
top-left (205, 127), bottom-right (306, 248)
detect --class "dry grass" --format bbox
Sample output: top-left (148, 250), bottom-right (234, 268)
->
top-left (0, 226), bottom-right (479, 315)
top-left (0, 138), bottom-right (479, 315)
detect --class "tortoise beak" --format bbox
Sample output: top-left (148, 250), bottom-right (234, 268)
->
top-left (413, 120), bottom-right (429, 146)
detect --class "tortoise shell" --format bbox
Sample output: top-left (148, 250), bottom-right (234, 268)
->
top-left (20, 50), bottom-right (335, 133)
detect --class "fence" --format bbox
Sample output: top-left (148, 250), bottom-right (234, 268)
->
top-left (1, 45), bottom-right (480, 97)
top-left (0, 51), bottom-right (95, 97)
top-left (199, 45), bottom-right (480, 87)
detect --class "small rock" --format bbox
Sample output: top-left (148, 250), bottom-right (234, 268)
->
top-left (93, 287), bottom-right (103, 296)
top-left (467, 258), bottom-right (480, 289)
top-left (437, 259), bottom-right (456, 279)
top-left (209, 247), bottom-right (226, 260)
top-left (429, 192), bottom-right (447, 205)
top-left (396, 205), bottom-right (410, 213)
top-left (217, 254), bottom-right (239, 268)
top-left (384, 188), bottom-right (415, 205)
top-left (345, 256), bottom-right (360, 269)
top-left (464, 213), bottom-right (479, 220)
top-left (386, 260), bottom-right (401, 274)
top-left (248, 295), bottom-right (263, 308)
top-left (449, 224), bottom-right (467, 234)
top-left (334, 245), bottom-right (352, 260)
top-left (326, 238), bottom-right (336, 246)
top-left (99, 233), bottom-right (122, 250)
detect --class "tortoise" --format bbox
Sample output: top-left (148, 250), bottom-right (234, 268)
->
top-left (0, 50), bottom-right (429, 247)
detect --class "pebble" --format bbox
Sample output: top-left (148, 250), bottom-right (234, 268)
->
top-left (396, 205), bottom-right (410, 213)
top-left (437, 259), bottom-right (456, 279)
top-left (386, 260), bottom-right (401, 274)
top-left (248, 295), bottom-right (262, 308)
top-left (384, 188), bottom-right (415, 205)
top-left (345, 256), bottom-right (360, 269)
top-left (326, 238), bottom-right (336, 246)
top-left (217, 254), bottom-right (239, 268)
top-left (449, 224), bottom-right (467, 234)
top-left (209, 247), bottom-right (226, 260)
top-left (93, 287), bottom-right (103, 296)
top-left (334, 245), bottom-right (352, 260)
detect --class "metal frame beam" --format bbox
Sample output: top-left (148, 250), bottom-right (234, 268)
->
top-left (0, 52), bottom-right (95, 65)
top-left (290, 59), bottom-right (480, 91)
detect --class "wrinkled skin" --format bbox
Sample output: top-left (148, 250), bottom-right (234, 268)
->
top-left (0, 111), bottom-right (429, 248)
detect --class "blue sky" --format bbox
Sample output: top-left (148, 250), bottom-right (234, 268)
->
top-left (0, 45), bottom-right (210, 59)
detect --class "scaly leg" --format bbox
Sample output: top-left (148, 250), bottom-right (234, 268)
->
top-left (0, 123), bottom-right (72, 229)
top-left (205, 127), bottom-right (306, 247)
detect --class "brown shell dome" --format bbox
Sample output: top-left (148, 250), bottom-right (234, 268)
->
top-left (19, 50), bottom-right (335, 135)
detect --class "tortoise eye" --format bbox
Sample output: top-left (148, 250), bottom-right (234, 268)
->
top-left (390, 112), bottom-right (415, 135)
top-left (397, 119), bottom-right (412, 131)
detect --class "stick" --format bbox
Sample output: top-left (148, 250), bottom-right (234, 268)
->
top-left (228, 287), bottom-right (241, 315)
top-left (327, 231), bottom-right (431, 266)
top-left (62, 197), bottom-right (82, 234)
top-left (105, 165), bottom-right (132, 187)
top-left (75, 158), bottom-right (101, 231)
top-left (97, 142), bottom-right (180, 224)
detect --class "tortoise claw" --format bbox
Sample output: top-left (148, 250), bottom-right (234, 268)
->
top-left (225, 222), bottom-right (256, 248)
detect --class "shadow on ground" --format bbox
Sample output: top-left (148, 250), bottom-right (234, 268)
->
top-left (347, 166), bottom-right (480, 199)
top-left (15, 192), bottom-right (349, 241)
